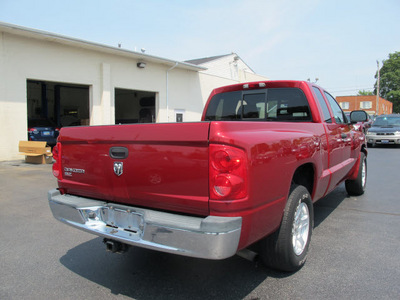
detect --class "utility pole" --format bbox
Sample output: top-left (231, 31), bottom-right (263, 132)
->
top-left (376, 61), bottom-right (380, 115)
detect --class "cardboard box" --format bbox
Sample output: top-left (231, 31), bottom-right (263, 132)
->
top-left (19, 141), bottom-right (53, 164)
top-left (24, 154), bottom-right (53, 164)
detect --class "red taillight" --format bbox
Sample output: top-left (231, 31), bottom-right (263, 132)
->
top-left (52, 142), bottom-right (62, 180)
top-left (210, 144), bottom-right (248, 200)
top-left (212, 149), bottom-right (242, 171)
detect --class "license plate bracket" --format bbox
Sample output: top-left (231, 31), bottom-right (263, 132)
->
top-left (101, 207), bottom-right (144, 233)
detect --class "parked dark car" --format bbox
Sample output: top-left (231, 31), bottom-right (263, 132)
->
top-left (366, 114), bottom-right (400, 147)
top-left (28, 119), bottom-right (59, 146)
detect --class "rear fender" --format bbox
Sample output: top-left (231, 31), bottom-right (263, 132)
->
top-left (347, 148), bottom-right (367, 181)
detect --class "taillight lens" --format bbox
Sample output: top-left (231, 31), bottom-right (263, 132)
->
top-left (210, 144), bottom-right (248, 200)
top-left (52, 142), bottom-right (62, 180)
top-left (28, 128), bottom-right (38, 133)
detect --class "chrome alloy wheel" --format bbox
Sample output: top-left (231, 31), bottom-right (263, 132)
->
top-left (292, 201), bottom-right (310, 256)
top-left (361, 158), bottom-right (367, 188)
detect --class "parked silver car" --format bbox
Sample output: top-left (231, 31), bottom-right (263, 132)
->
top-left (366, 114), bottom-right (400, 147)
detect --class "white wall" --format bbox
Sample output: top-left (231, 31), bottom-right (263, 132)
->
top-left (0, 32), bottom-right (29, 162)
top-left (0, 28), bottom-right (270, 161)
top-left (0, 32), bottom-right (204, 160)
top-left (197, 54), bottom-right (255, 80)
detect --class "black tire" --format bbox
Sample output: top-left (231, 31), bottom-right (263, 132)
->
top-left (260, 185), bottom-right (313, 272)
top-left (345, 152), bottom-right (367, 196)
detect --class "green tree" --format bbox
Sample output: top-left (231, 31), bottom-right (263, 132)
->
top-left (375, 51), bottom-right (400, 113)
top-left (357, 90), bottom-right (374, 96)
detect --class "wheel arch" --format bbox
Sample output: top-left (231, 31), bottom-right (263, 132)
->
top-left (291, 163), bottom-right (315, 197)
top-left (361, 144), bottom-right (368, 156)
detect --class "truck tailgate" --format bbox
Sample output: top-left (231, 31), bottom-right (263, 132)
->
top-left (57, 122), bottom-right (210, 216)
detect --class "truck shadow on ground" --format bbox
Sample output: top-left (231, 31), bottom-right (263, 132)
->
top-left (59, 185), bottom-right (350, 300)
top-left (313, 183), bottom-right (348, 228)
top-left (60, 238), bottom-right (289, 300)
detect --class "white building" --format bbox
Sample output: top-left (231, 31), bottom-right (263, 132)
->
top-left (186, 53), bottom-right (261, 82)
top-left (0, 22), bottom-right (269, 161)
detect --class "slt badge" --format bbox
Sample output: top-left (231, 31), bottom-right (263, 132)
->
top-left (113, 162), bottom-right (123, 176)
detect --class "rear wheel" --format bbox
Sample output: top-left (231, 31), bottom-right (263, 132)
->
top-left (260, 185), bottom-right (313, 272)
top-left (345, 152), bottom-right (367, 196)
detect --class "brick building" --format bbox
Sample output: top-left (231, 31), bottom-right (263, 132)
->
top-left (336, 95), bottom-right (393, 116)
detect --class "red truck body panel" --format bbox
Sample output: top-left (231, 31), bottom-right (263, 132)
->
top-left (207, 121), bottom-right (330, 247)
top-left (57, 122), bottom-right (211, 215)
top-left (52, 80), bottom-right (366, 252)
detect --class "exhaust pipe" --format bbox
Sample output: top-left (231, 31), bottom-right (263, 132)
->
top-left (103, 239), bottom-right (128, 254)
top-left (236, 249), bottom-right (259, 262)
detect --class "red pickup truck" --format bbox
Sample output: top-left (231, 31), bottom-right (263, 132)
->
top-left (48, 80), bottom-right (368, 272)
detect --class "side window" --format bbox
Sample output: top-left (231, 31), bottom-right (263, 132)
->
top-left (313, 87), bottom-right (332, 123)
top-left (324, 92), bottom-right (346, 124)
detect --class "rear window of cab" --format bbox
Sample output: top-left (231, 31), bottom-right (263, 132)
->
top-left (204, 88), bottom-right (312, 122)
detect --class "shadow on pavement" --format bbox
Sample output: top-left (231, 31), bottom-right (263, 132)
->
top-left (58, 188), bottom-right (353, 300)
top-left (313, 184), bottom-right (348, 228)
top-left (60, 237), bottom-right (292, 300)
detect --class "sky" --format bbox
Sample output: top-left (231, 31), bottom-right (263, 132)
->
top-left (1, 0), bottom-right (399, 97)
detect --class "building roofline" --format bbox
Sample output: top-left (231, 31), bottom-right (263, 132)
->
top-left (0, 21), bottom-right (206, 72)
top-left (185, 53), bottom-right (255, 74)
top-left (185, 54), bottom-right (231, 65)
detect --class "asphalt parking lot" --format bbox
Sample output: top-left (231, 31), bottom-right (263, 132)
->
top-left (1, 147), bottom-right (400, 300)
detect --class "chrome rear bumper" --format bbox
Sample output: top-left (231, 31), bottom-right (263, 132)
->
top-left (48, 189), bottom-right (242, 260)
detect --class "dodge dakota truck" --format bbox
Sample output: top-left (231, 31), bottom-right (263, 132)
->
top-left (48, 80), bottom-right (368, 272)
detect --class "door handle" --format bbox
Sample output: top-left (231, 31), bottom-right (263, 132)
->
top-left (109, 147), bottom-right (129, 159)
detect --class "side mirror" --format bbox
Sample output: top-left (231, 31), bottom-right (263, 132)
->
top-left (350, 110), bottom-right (368, 124)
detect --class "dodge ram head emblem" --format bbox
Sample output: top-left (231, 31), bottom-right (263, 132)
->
top-left (113, 162), bottom-right (123, 176)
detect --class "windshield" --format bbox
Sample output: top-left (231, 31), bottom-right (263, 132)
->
top-left (372, 116), bottom-right (400, 127)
